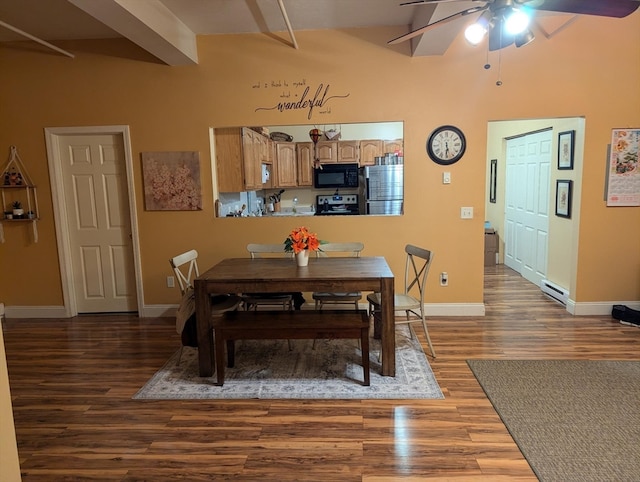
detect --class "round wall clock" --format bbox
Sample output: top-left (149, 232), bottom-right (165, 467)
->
top-left (426, 125), bottom-right (466, 165)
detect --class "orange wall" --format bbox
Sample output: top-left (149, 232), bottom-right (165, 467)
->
top-left (0, 15), bottom-right (638, 309)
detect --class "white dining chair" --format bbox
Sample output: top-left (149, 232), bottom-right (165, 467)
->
top-left (170, 249), bottom-right (241, 363)
top-left (367, 244), bottom-right (436, 359)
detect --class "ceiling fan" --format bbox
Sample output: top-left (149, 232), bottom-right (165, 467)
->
top-left (389, 0), bottom-right (640, 51)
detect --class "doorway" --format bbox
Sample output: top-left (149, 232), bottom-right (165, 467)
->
top-left (45, 126), bottom-right (144, 317)
top-left (503, 129), bottom-right (552, 287)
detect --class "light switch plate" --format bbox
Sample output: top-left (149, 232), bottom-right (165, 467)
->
top-left (443, 172), bottom-right (451, 184)
top-left (460, 207), bottom-right (473, 219)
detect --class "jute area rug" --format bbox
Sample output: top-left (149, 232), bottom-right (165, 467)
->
top-left (134, 326), bottom-right (443, 400)
top-left (467, 360), bottom-right (640, 482)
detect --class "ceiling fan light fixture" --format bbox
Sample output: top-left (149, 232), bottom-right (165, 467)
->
top-left (464, 10), bottom-right (493, 45)
top-left (504, 8), bottom-right (530, 35)
top-left (464, 23), bottom-right (487, 45)
top-left (515, 29), bottom-right (535, 48)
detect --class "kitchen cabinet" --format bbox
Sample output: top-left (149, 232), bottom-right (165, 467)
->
top-left (214, 127), bottom-right (268, 192)
top-left (384, 139), bottom-right (404, 156)
top-left (337, 140), bottom-right (360, 163)
top-left (316, 141), bottom-right (338, 163)
top-left (360, 139), bottom-right (384, 166)
top-left (359, 139), bottom-right (403, 166)
top-left (273, 142), bottom-right (298, 187)
top-left (296, 142), bottom-right (314, 186)
top-left (242, 128), bottom-right (263, 190)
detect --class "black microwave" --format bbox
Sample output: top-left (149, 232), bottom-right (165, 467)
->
top-left (313, 163), bottom-right (359, 189)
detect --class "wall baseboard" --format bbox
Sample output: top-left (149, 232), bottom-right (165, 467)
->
top-left (3, 306), bottom-right (69, 319)
top-left (571, 301), bottom-right (640, 316)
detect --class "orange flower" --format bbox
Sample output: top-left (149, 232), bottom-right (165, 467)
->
top-left (284, 226), bottom-right (322, 254)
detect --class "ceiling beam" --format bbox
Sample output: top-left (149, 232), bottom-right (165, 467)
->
top-left (68, 0), bottom-right (198, 65)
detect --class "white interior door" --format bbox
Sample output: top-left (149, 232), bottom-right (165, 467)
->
top-left (58, 133), bottom-right (137, 313)
top-left (504, 130), bottom-right (551, 286)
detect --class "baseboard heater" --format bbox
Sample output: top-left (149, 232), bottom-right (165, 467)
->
top-left (540, 279), bottom-right (569, 306)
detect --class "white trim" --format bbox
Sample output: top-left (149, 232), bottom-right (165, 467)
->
top-left (572, 301), bottom-right (640, 316)
top-left (4, 306), bottom-right (69, 319)
top-left (44, 126), bottom-right (145, 317)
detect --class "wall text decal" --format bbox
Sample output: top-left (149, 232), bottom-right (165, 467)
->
top-left (254, 80), bottom-right (350, 120)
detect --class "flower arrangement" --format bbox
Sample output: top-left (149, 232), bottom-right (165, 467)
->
top-left (284, 226), bottom-right (321, 254)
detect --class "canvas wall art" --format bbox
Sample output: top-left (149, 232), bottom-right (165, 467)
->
top-left (142, 151), bottom-right (202, 211)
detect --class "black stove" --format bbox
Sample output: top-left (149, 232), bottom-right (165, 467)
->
top-left (315, 194), bottom-right (359, 215)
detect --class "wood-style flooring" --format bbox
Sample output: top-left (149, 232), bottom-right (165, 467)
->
top-left (3, 265), bottom-right (639, 481)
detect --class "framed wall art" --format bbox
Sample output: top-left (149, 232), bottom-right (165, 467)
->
top-left (141, 151), bottom-right (202, 211)
top-left (555, 180), bottom-right (573, 218)
top-left (489, 158), bottom-right (497, 203)
top-left (558, 130), bottom-right (575, 170)
top-left (606, 128), bottom-right (639, 206)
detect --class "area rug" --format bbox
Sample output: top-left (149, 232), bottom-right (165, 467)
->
top-left (134, 326), bottom-right (443, 400)
top-left (467, 360), bottom-right (640, 482)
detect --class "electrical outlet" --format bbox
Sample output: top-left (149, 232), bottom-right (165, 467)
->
top-left (440, 272), bottom-right (448, 287)
top-left (443, 172), bottom-right (451, 184)
top-left (460, 207), bottom-right (473, 219)
top-left (167, 276), bottom-right (175, 288)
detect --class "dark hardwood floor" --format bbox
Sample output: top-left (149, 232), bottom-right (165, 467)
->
top-left (4, 265), bottom-right (639, 481)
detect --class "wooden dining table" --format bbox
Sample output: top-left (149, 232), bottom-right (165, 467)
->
top-left (194, 256), bottom-right (396, 377)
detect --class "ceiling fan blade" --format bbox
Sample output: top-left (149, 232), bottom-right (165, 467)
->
top-left (400, 0), bottom-right (481, 5)
top-left (388, 6), bottom-right (486, 45)
top-left (524, 0), bottom-right (640, 18)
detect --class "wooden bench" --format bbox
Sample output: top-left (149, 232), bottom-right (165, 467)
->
top-left (213, 310), bottom-right (370, 387)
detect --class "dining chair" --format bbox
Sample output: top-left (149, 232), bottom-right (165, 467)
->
top-left (367, 244), bottom-right (436, 359)
top-left (242, 243), bottom-right (297, 311)
top-left (170, 249), bottom-right (241, 363)
top-left (310, 242), bottom-right (365, 350)
top-left (312, 242), bottom-right (365, 310)
top-left (243, 243), bottom-right (301, 350)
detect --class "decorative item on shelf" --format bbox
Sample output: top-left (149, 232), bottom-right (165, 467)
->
top-left (27, 210), bottom-right (35, 219)
top-left (4, 211), bottom-right (13, 220)
top-left (284, 226), bottom-right (323, 267)
top-left (3, 167), bottom-right (24, 186)
top-left (12, 200), bottom-right (24, 218)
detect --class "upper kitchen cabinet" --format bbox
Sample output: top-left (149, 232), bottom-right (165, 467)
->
top-left (316, 140), bottom-right (359, 164)
top-left (214, 127), bottom-right (269, 192)
top-left (359, 139), bottom-right (403, 166)
top-left (360, 139), bottom-right (384, 166)
top-left (316, 141), bottom-right (338, 163)
top-left (215, 127), bottom-right (244, 192)
top-left (296, 142), bottom-right (314, 186)
top-left (384, 139), bottom-right (404, 157)
top-left (337, 141), bottom-right (359, 163)
top-left (273, 142), bottom-right (297, 187)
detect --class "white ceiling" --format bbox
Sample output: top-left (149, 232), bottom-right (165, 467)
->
top-left (0, 0), bottom-right (492, 64)
top-left (0, 0), bottom-right (583, 65)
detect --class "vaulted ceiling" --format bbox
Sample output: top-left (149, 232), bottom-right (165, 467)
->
top-left (0, 0), bottom-right (622, 65)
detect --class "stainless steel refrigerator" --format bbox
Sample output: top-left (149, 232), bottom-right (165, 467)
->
top-left (364, 165), bottom-right (403, 215)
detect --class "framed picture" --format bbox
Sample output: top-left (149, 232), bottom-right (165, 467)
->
top-left (141, 151), bottom-right (202, 211)
top-left (489, 158), bottom-right (497, 203)
top-left (558, 130), bottom-right (575, 170)
top-left (555, 180), bottom-right (573, 218)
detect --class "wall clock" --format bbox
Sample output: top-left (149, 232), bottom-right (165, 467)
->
top-left (426, 125), bottom-right (466, 165)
